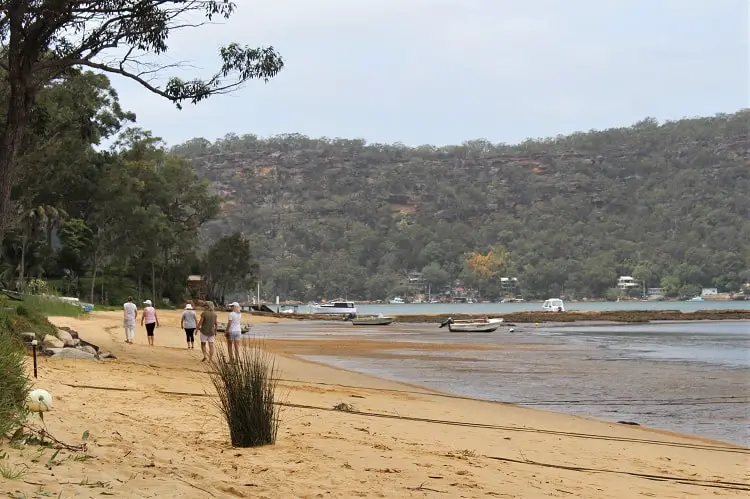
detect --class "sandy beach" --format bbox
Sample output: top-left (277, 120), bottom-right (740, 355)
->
top-left (2, 310), bottom-right (748, 498)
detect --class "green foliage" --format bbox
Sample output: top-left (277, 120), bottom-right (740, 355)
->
top-left (209, 342), bottom-right (280, 448)
top-left (177, 111), bottom-right (750, 300)
top-left (0, 1), bottom-right (282, 256)
top-left (204, 233), bottom-right (259, 301)
top-left (0, 324), bottom-right (30, 440)
top-left (3, 71), bottom-right (221, 305)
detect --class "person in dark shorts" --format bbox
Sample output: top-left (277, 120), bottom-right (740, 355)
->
top-left (181, 303), bottom-right (198, 349)
top-left (140, 299), bottom-right (159, 346)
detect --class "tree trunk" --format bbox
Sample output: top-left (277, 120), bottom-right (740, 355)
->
top-left (151, 260), bottom-right (156, 303)
top-left (0, 7), bottom-right (35, 247)
top-left (18, 234), bottom-right (27, 291)
top-left (90, 258), bottom-right (97, 304)
top-left (137, 272), bottom-right (142, 302)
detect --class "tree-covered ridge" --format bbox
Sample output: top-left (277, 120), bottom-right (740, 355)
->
top-left (174, 111), bottom-right (750, 301)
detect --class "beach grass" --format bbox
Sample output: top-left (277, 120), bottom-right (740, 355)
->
top-left (209, 341), bottom-right (280, 448)
top-left (0, 325), bottom-right (30, 439)
top-left (20, 295), bottom-right (85, 318)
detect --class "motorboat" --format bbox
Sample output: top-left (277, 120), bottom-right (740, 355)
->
top-left (389, 297), bottom-right (406, 304)
top-left (352, 315), bottom-right (395, 326)
top-left (309, 300), bottom-right (357, 315)
top-left (542, 298), bottom-right (565, 312)
top-left (216, 322), bottom-right (251, 333)
top-left (438, 317), bottom-right (503, 333)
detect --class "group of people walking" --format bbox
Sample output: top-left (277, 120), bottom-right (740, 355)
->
top-left (122, 297), bottom-right (245, 362)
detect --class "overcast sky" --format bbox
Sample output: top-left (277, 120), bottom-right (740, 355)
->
top-left (109, 0), bottom-right (749, 148)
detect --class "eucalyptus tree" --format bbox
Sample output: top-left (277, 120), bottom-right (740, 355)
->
top-left (0, 1), bottom-right (283, 244)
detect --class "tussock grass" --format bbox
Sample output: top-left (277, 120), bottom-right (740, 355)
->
top-left (0, 326), bottom-right (30, 439)
top-left (209, 340), bottom-right (280, 447)
top-left (21, 295), bottom-right (84, 318)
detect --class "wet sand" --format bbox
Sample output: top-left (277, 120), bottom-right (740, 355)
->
top-left (1, 311), bottom-right (747, 498)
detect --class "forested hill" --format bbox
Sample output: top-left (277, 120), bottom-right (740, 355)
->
top-left (172, 111), bottom-right (750, 301)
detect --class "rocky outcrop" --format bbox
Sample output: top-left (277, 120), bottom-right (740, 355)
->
top-left (42, 334), bottom-right (64, 349)
top-left (55, 329), bottom-right (79, 347)
top-left (45, 347), bottom-right (97, 360)
top-left (22, 328), bottom-right (112, 361)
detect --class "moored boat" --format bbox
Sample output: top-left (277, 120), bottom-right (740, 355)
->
top-left (309, 300), bottom-right (357, 315)
top-left (352, 315), bottom-right (395, 326)
top-left (438, 317), bottom-right (503, 333)
top-left (542, 298), bottom-right (565, 312)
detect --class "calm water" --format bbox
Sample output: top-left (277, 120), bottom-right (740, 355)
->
top-left (254, 320), bottom-right (750, 446)
top-left (321, 300), bottom-right (750, 316)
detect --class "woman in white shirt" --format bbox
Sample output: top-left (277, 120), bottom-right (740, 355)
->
top-left (226, 302), bottom-right (242, 362)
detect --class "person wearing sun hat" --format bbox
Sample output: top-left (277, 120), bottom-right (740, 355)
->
top-left (226, 301), bottom-right (242, 362)
top-left (140, 299), bottom-right (159, 346)
top-left (181, 303), bottom-right (198, 349)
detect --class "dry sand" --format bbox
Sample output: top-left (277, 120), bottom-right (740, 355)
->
top-left (2, 310), bottom-right (748, 498)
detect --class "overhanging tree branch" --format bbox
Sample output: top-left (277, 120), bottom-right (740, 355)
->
top-left (0, 1), bottom-right (284, 244)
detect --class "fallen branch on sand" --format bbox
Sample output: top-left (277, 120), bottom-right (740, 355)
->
top-left (406, 482), bottom-right (444, 493)
top-left (18, 424), bottom-right (88, 453)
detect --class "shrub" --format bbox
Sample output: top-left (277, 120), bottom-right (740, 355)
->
top-left (0, 326), bottom-right (30, 439)
top-left (209, 340), bottom-right (280, 447)
top-left (26, 279), bottom-right (49, 296)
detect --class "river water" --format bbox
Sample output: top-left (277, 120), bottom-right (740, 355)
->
top-left (353, 300), bottom-right (750, 315)
top-left (254, 319), bottom-right (750, 446)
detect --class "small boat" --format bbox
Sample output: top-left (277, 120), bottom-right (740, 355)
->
top-left (352, 315), bottom-right (395, 326)
top-left (439, 317), bottom-right (503, 333)
top-left (389, 297), bottom-right (406, 304)
top-left (216, 323), bottom-right (251, 333)
top-left (309, 300), bottom-right (357, 315)
top-left (688, 296), bottom-right (704, 302)
top-left (542, 298), bottom-right (565, 312)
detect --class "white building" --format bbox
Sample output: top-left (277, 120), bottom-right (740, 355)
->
top-left (701, 287), bottom-right (718, 297)
top-left (617, 276), bottom-right (639, 290)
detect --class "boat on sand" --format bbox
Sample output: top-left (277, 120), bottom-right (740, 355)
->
top-left (438, 317), bottom-right (503, 333)
top-left (351, 315), bottom-right (395, 326)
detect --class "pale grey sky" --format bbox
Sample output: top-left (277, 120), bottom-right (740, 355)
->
top-left (110, 0), bottom-right (749, 147)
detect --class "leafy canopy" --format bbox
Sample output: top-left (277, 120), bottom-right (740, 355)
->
top-left (0, 1), bottom-right (284, 108)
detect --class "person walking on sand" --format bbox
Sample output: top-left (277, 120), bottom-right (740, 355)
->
top-left (123, 296), bottom-right (138, 344)
top-left (196, 301), bottom-right (218, 362)
top-left (181, 303), bottom-right (197, 349)
top-left (226, 301), bottom-right (242, 362)
top-left (140, 299), bottom-right (159, 346)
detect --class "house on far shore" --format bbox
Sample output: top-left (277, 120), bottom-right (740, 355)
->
top-left (701, 287), bottom-right (718, 297)
top-left (617, 276), bottom-right (639, 290)
top-left (647, 287), bottom-right (664, 297)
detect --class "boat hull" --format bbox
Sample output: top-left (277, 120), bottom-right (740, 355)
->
top-left (352, 318), bottom-right (394, 326)
top-left (309, 305), bottom-right (358, 315)
top-left (447, 324), bottom-right (499, 333)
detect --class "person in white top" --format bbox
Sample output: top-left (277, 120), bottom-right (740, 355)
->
top-left (123, 296), bottom-right (138, 344)
top-left (226, 302), bottom-right (242, 362)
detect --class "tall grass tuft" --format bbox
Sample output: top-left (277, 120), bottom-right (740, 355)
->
top-left (209, 340), bottom-right (280, 447)
top-left (21, 295), bottom-right (84, 318)
top-left (0, 325), bottom-right (30, 439)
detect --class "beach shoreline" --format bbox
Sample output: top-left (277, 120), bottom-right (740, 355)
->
top-left (2, 310), bottom-right (747, 498)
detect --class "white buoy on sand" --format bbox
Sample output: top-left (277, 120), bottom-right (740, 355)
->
top-left (26, 388), bottom-right (53, 413)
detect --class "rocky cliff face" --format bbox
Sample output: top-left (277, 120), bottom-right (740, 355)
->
top-left (172, 112), bottom-right (750, 300)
